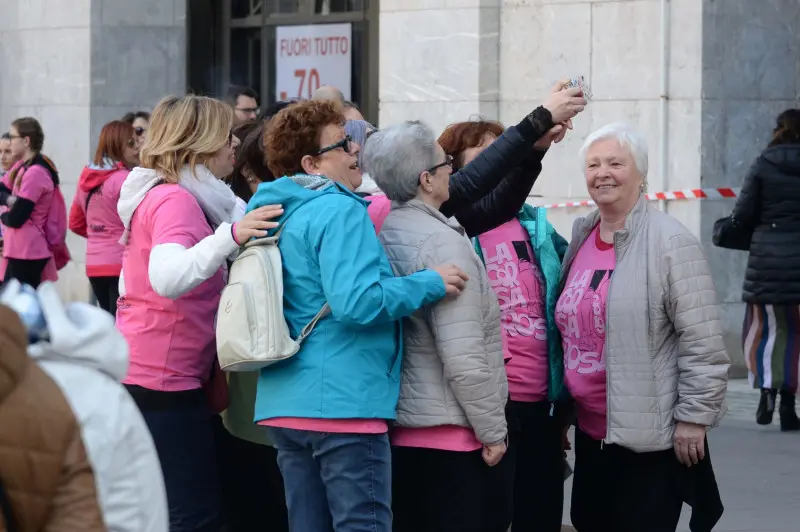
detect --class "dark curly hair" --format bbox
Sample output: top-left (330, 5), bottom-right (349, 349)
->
top-left (437, 119), bottom-right (504, 170)
top-left (264, 100), bottom-right (344, 178)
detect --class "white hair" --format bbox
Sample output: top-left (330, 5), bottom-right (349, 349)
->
top-left (579, 123), bottom-right (649, 182)
top-left (361, 121), bottom-right (437, 203)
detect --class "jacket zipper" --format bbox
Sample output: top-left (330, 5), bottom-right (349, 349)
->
top-left (601, 231), bottom-right (619, 450)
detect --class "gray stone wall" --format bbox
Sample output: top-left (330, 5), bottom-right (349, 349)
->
top-left (700, 0), bottom-right (800, 373)
top-left (0, 0), bottom-right (186, 301)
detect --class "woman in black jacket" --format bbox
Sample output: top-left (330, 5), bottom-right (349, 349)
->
top-left (715, 108), bottom-right (800, 431)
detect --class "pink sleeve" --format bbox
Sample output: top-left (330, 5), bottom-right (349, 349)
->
top-left (15, 166), bottom-right (53, 202)
top-left (148, 190), bottom-right (209, 249)
top-left (366, 195), bottom-right (391, 234)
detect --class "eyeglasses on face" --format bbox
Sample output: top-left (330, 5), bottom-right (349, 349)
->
top-left (134, 127), bottom-right (146, 136)
top-left (312, 135), bottom-right (352, 156)
top-left (427, 154), bottom-right (454, 174)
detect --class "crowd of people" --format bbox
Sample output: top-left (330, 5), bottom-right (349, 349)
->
top-left (0, 76), bottom-right (798, 532)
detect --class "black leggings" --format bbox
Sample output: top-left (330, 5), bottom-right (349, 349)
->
top-left (4, 257), bottom-right (49, 288)
top-left (89, 276), bottom-right (120, 315)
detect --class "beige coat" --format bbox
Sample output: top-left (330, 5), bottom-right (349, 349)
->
top-left (562, 196), bottom-right (730, 452)
top-left (380, 200), bottom-right (508, 445)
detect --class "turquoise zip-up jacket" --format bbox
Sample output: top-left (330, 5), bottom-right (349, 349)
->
top-left (473, 204), bottom-right (569, 403)
top-left (246, 175), bottom-right (447, 422)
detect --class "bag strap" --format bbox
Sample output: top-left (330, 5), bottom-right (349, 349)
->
top-left (84, 185), bottom-right (101, 213)
top-left (296, 303), bottom-right (331, 344)
top-left (0, 477), bottom-right (18, 532)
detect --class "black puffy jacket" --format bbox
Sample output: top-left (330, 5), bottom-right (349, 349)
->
top-left (728, 143), bottom-right (800, 304)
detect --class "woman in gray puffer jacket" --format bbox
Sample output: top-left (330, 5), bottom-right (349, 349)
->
top-left (559, 123), bottom-right (730, 532)
top-left (365, 121), bottom-right (510, 532)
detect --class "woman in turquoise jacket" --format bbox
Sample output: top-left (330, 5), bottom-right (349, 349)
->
top-left (440, 119), bottom-right (570, 532)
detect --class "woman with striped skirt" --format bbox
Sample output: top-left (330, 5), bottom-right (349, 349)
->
top-left (715, 108), bottom-right (800, 431)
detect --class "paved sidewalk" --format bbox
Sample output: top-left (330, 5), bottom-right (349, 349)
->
top-left (560, 379), bottom-right (800, 531)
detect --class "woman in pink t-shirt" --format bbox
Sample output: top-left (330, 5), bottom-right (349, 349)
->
top-left (116, 95), bottom-right (282, 532)
top-left (440, 118), bottom-right (571, 532)
top-left (0, 117), bottom-right (58, 288)
top-left (556, 124), bottom-right (729, 532)
top-left (69, 120), bottom-right (140, 314)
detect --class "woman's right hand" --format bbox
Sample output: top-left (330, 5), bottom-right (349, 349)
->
top-left (482, 440), bottom-right (507, 467)
top-left (235, 204), bottom-right (284, 242)
top-left (542, 80), bottom-right (587, 124)
top-left (432, 264), bottom-right (469, 295)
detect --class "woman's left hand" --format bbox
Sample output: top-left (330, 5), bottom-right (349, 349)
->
top-left (534, 123), bottom-right (567, 151)
top-left (673, 421), bottom-right (706, 467)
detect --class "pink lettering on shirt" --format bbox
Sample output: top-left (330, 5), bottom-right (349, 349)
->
top-left (555, 227), bottom-right (615, 440)
top-left (479, 219), bottom-right (549, 402)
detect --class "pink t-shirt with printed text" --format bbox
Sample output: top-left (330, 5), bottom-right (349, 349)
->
top-left (117, 184), bottom-right (226, 392)
top-left (2, 164), bottom-right (54, 260)
top-left (555, 227), bottom-right (615, 440)
top-left (479, 219), bottom-right (550, 402)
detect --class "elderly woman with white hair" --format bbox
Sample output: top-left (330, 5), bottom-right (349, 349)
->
top-left (556, 123), bottom-right (729, 531)
top-left (365, 121), bottom-right (510, 532)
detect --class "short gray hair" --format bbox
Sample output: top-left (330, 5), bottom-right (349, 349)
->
top-left (361, 121), bottom-right (437, 203)
top-left (579, 123), bottom-right (649, 182)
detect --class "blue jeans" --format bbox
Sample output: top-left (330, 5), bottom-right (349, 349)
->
top-left (268, 427), bottom-right (392, 532)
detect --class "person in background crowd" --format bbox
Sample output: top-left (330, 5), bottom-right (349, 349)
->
top-left (312, 85), bottom-right (345, 104)
top-left (0, 117), bottom-right (60, 288)
top-left (0, 133), bottom-right (16, 177)
top-left (248, 99), bottom-right (468, 532)
top-left (115, 94), bottom-right (281, 532)
top-left (311, 85), bottom-right (363, 120)
top-left (122, 110), bottom-right (151, 149)
top-left (560, 123), bottom-right (728, 532)
top-left (345, 120), bottom-right (379, 197)
top-left (342, 101), bottom-right (365, 121)
top-left (69, 120), bottom-right (139, 315)
top-left (216, 106), bottom-right (290, 532)
top-left (0, 279), bottom-right (169, 532)
top-left (369, 121), bottom-right (510, 532)
top-left (439, 118), bottom-right (569, 532)
top-left (713, 108), bottom-right (800, 431)
top-left (225, 85), bottom-right (260, 125)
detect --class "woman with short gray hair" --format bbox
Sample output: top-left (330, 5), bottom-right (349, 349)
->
top-left (557, 123), bottom-right (729, 531)
top-left (368, 121), bottom-right (511, 532)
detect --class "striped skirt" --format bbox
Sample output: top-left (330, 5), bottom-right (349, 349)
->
top-left (743, 304), bottom-right (800, 393)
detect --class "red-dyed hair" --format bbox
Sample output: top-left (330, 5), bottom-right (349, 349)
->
top-left (93, 120), bottom-right (135, 167)
top-left (264, 100), bottom-right (344, 178)
top-left (437, 119), bottom-right (505, 170)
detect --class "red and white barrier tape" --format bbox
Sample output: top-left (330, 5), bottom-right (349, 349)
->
top-left (536, 187), bottom-right (741, 209)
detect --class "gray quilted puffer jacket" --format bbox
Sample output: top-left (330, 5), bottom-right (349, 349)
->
top-left (562, 195), bottom-right (730, 452)
top-left (379, 200), bottom-right (508, 445)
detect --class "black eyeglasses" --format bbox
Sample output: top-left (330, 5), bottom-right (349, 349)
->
top-left (134, 127), bottom-right (146, 136)
top-left (312, 135), bottom-right (352, 156)
top-left (427, 154), bottom-right (454, 174)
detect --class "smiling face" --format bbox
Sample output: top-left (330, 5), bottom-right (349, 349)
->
top-left (584, 137), bottom-right (644, 211)
top-left (304, 123), bottom-right (362, 191)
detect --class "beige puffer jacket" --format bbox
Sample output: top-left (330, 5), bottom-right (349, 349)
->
top-left (379, 200), bottom-right (508, 445)
top-left (562, 196), bottom-right (730, 452)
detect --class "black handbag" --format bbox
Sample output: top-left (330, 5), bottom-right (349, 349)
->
top-left (712, 215), bottom-right (752, 251)
top-left (0, 477), bottom-right (17, 532)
